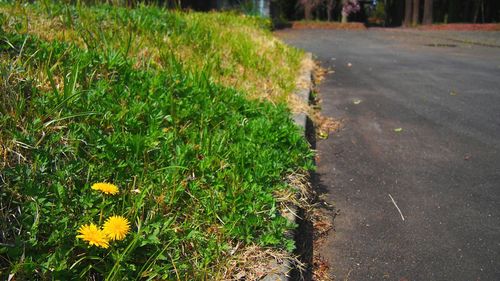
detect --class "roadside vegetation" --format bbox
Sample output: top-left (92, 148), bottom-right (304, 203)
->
top-left (0, 2), bottom-right (312, 279)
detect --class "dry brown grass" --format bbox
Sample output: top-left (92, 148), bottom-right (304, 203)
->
top-left (417, 23), bottom-right (500, 31)
top-left (289, 57), bottom-right (343, 140)
top-left (219, 244), bottom-right (302, 280)
top-left (313, 255), bottom-right (332, 281)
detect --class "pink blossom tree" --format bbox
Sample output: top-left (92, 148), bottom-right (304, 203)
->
top-left (341, 0), bottom-right (360, 23)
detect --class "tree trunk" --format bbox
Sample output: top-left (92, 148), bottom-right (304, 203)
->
top-left (464, 0), bottom-right (473, 22)
top-left (481, 0), bottom-right (484, 23)
top-left (341, 14), bottom-right (348, 23)
top-left (304, 3), bottom-right (313, 20)
top-left (412, 0), bottom-right (420, 25)
top-left (326, 0), bottom-right (335, 22)
top-left (341, 0), bottom-right (348, 23)
top-left (423, 0), bottom-right (433, 24)
top-left (447, 0), bottom-right (460, 22)
top-left (404, 0), bottom-right (413, 26)
top-left (394, 0), bottom-right (406, 26)
top-left (473, 0), bottom-right (480, 23)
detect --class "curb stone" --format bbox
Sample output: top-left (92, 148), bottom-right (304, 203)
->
top-left (262, 52), bottom-right (314, 281)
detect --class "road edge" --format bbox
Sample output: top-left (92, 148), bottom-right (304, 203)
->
top-left (262, 52), bottom-right (314, 281)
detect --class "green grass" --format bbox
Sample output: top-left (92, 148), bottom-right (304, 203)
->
top-left (0, 2), bottom-right (303, 102)
top-left (0, 2), bottom-right (312, 280)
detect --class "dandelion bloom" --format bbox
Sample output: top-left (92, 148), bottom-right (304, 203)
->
top-left (103, 215), bottom-right (131, 241)
top-left (76, 223), bottom-right (110, 248)
top-left (91, 182), bottom-right (119, 195)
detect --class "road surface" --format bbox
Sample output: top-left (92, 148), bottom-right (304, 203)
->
top-left (277, 29), bottom-right (500, 280)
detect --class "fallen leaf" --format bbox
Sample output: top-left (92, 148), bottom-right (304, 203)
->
top-left (318, 131), bottom-right (329, 139)
top-left (353, 99), bottom-right (362, 105)
top-left (394, 128), bottom-right (403, 132)
top-left (450, 91), bottom-right (457, 96)
top-left (234, 272), bottom-right (246, 279)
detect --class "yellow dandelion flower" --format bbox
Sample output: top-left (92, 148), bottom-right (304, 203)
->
top-left (91, 182), bottom-right (119, 195)
top-left (103, 215), bottom-right (131, 241)
top-left (76, 223), bottom-right (110, 249)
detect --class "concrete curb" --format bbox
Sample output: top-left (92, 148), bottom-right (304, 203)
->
top-left (262, 52), bottom-right (314, 281)
top-left (292, 52), bottom-right (314, 133)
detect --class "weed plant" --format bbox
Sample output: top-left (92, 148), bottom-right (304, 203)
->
top-left (0, 2), bottom-right (312, 280)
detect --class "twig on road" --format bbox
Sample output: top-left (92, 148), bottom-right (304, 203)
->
top-left (388, 194), bottom-right (405, 221)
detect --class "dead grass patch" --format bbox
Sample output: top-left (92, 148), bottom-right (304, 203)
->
top-left (220, 244), bottom-right (302, 280)
top-left (417, 23), bottom-right (500, 31)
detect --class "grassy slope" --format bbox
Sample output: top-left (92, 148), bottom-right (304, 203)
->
top-left (0, 3), bottom-right (303, 102)
top-left (0, 3), bottom-right (311, 280)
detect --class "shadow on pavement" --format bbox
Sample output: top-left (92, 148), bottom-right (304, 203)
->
top-left (291, 116), bottom-right (336, 281)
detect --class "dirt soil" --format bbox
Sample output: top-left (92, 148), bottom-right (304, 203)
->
top-left (416, 23), bottom-right (500, 31)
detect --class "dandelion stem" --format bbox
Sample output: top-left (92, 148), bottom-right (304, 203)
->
top-left (99, 196), bottom-right (105, 225)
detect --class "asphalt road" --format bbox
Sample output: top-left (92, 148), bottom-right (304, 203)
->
top-left (277, 29), bottom-right (500, 281)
